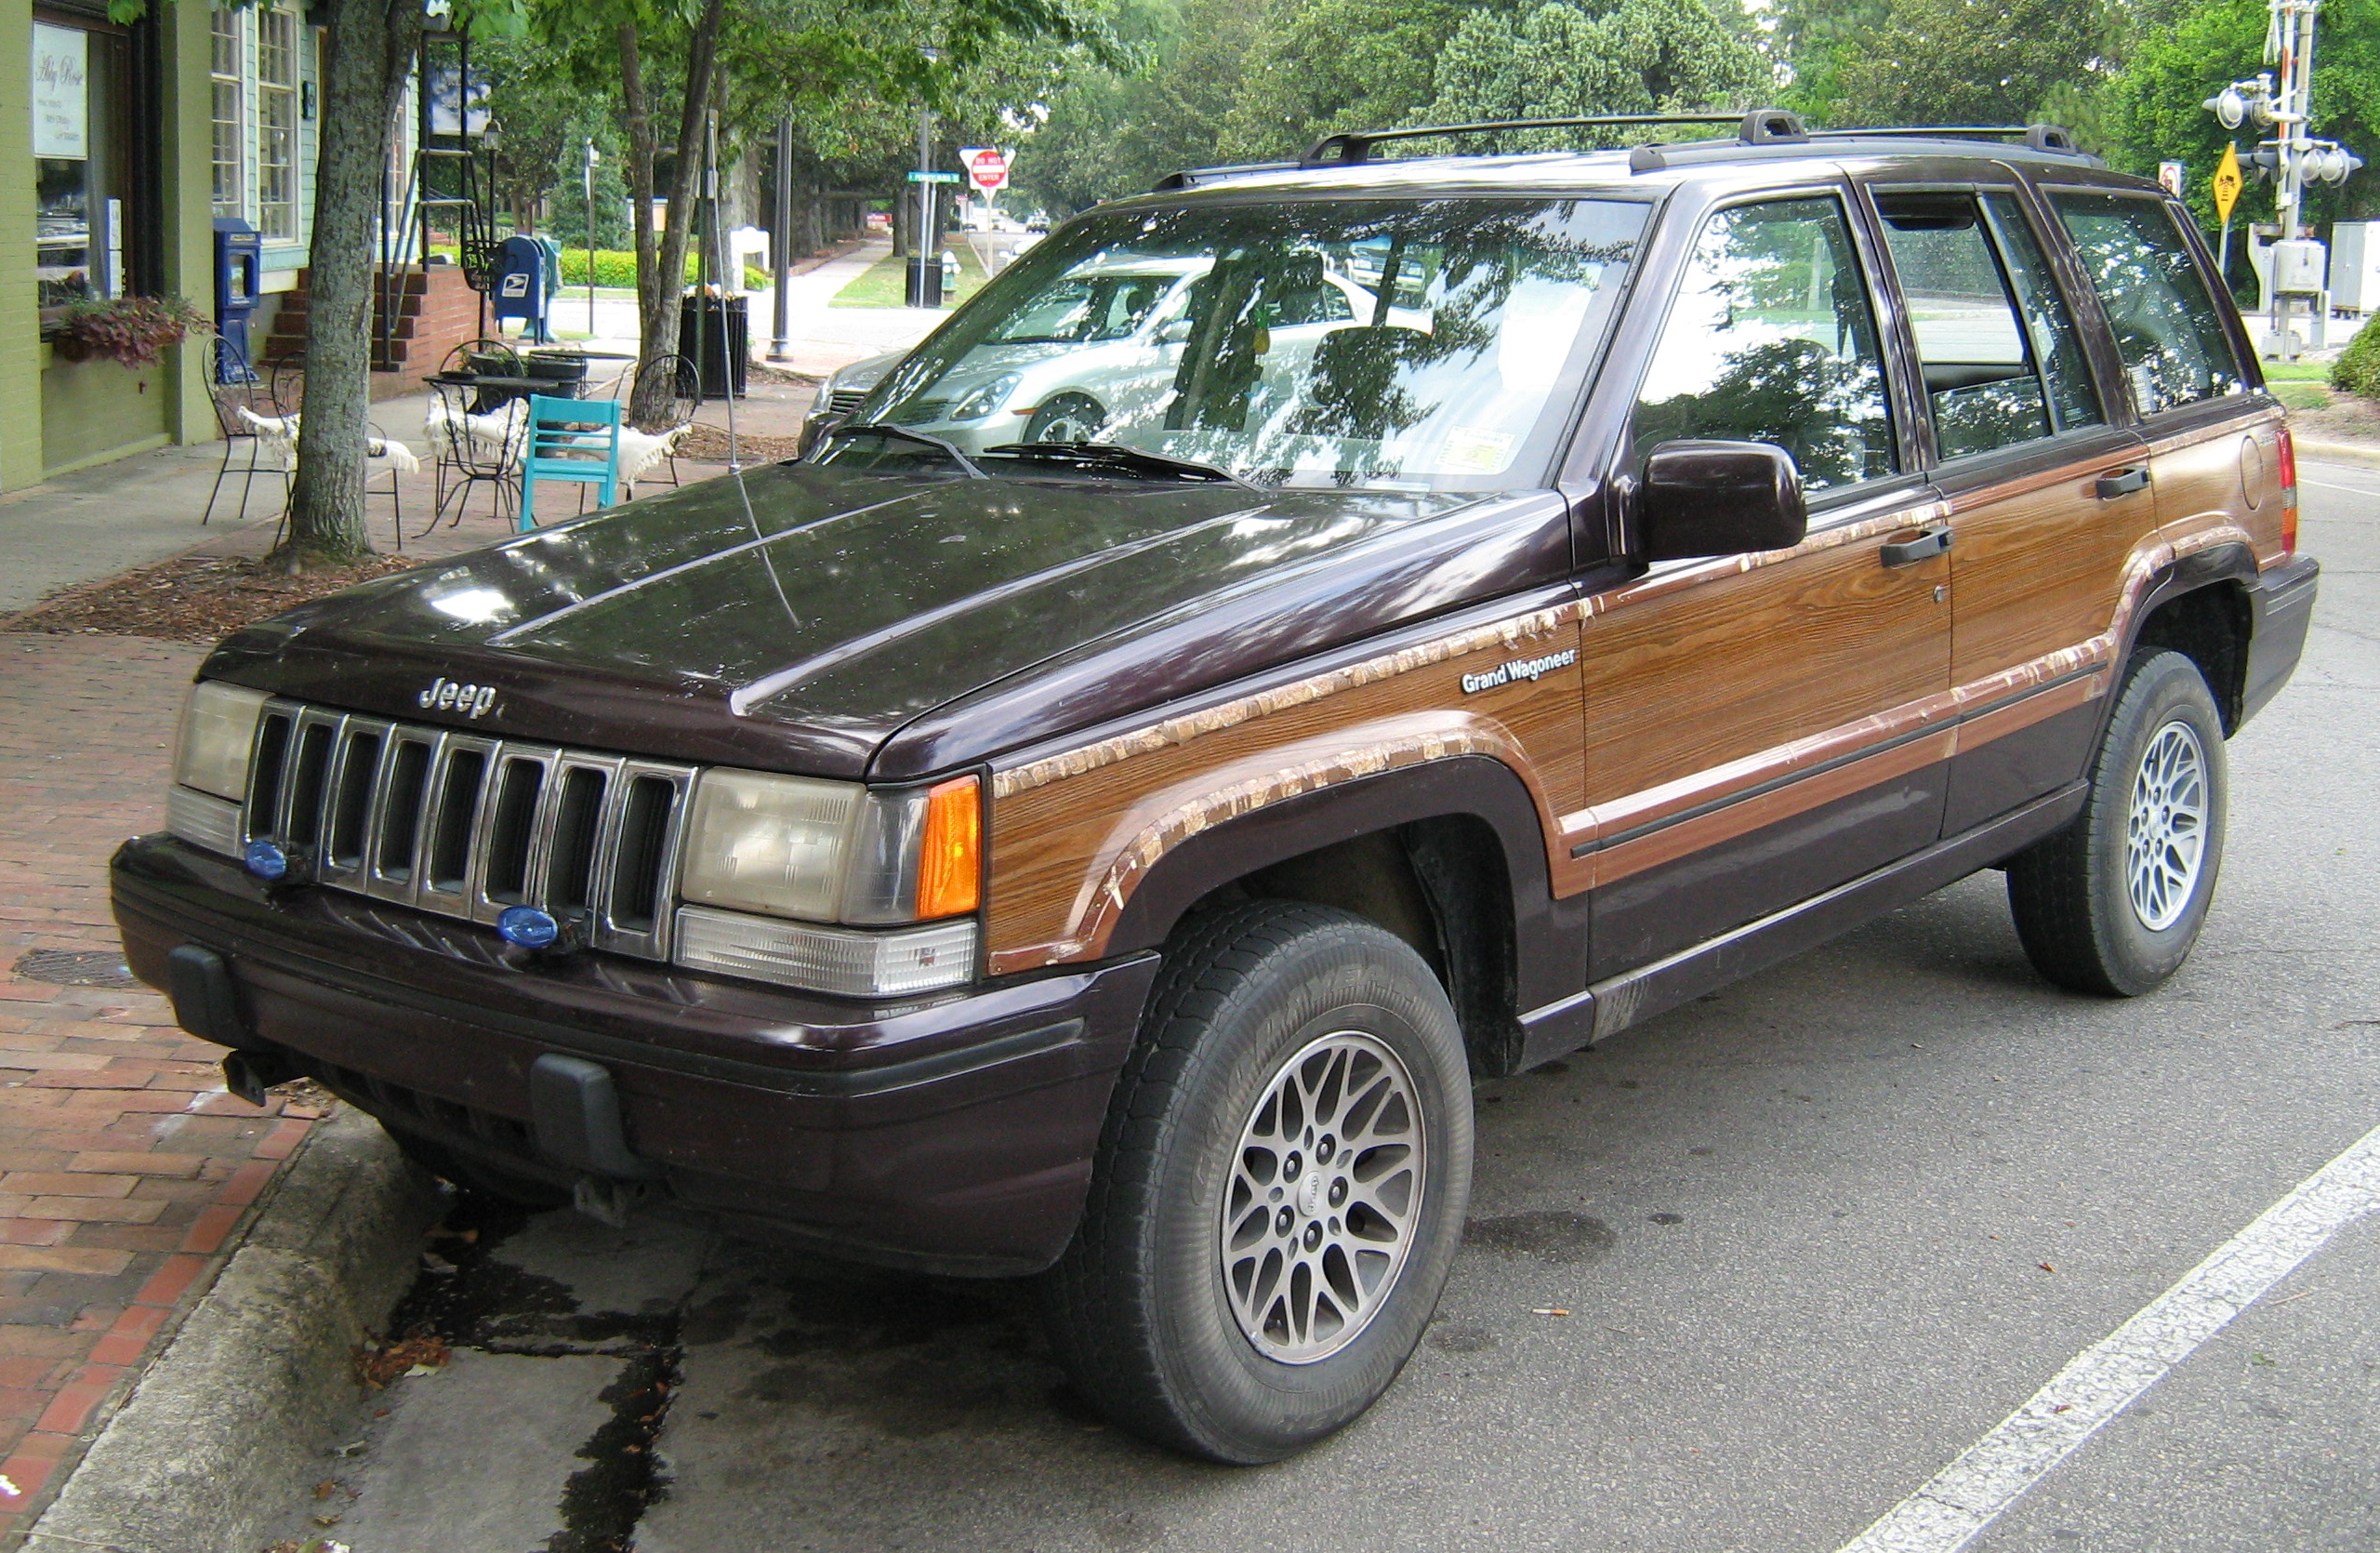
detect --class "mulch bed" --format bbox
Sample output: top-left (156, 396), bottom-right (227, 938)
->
top-left (1, 554), bottom-right (418, 644)
top-left (677, 424), bottom-right (803, 463)
top-left (2289, 395), bottom-right (2380, 445)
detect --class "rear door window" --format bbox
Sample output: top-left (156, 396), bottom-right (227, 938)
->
top-left (1633, 195), bottom-right (1896, 492)
top-left (2048, 191), bottom-right (2247, 415)
top-left (1873, 190), bottom-right (2104, 461)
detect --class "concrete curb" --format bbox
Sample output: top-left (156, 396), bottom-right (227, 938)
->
top-left (2298, 438), bottom-right (2380, 470)
top-left (25, 1108), bottom-right (443, 1553)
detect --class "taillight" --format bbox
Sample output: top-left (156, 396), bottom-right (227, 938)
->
top-left (2276, 426), bottom-right (2299, 554)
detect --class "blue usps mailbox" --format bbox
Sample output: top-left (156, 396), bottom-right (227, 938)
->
top-left (490, 233), bottom-right (554, 342)
top-left (211, 218), bottom-right (262, 379)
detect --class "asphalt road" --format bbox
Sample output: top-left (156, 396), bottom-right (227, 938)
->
top-left (276, 463), bottom-right (2380, 1553)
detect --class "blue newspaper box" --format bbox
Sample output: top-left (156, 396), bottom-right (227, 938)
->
top-left (211, 218), bottom-right (262, 379)
top-left (491, 233), bottom-right (554, 342)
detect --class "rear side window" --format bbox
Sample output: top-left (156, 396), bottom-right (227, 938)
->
top-left (2050, 192), bottom-right (2246, 415)
top-left (1874, 190), bottom-right (2106, 461)
top-left (1981, 193), bottom-right (2102, 434)
top-left (1633, 196), bottom-right (1896, 492)
top-left (1876, 192), bottom-right (2048, 460)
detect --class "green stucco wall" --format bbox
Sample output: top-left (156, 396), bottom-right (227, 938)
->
top-left (0, 0), bottom-right (40, 492)
top-left (5, 0), bottom-right (221, 490)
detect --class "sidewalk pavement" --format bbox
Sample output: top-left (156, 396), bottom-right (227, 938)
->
top-left (0, 344), bottom-right (823, 1538)
top-left (0, 631), bottom-right (322, 1538)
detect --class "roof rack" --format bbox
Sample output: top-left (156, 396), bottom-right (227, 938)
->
top-left (1817, 123), bottom-right (2082, 153)
top-left (1301, 110), bottom-right (1808, 168)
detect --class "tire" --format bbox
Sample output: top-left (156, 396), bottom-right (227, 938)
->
top-left (390, 1128), bottom-right (573, 1211)
top-left (1041, 900), bottom-right (1474, 1463)
top-left (2007, 648), bottom-right (2228, 996)
top-left (1024, 392), bottom-right (1105, 444)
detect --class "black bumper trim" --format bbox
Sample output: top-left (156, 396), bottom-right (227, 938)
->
top-left (115, 857), bottom-right (1143, 1099)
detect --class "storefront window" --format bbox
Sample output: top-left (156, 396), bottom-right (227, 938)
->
top-left (257, 5), bottom-right (296, 239)
top-left (210, 8), bottom-right (242, 219)
top-left (33, 14), bottom-right (138, 318)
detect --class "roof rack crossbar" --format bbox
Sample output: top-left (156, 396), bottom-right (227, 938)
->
top-left (1302, 111), bottom-right (1798, 169)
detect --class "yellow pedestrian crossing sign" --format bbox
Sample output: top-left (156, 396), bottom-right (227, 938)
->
top-left (2214, 144), bottom-right (2243, 222)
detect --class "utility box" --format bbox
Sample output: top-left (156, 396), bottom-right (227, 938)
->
top-left (2271, 237), bottom-right (2328, 294)
top-left (2329, 222), bottom-right (2380, 311)
top-left (210, 217), bottom-right (261, 378)
top-left (492, 233), bottom-right (555, 341)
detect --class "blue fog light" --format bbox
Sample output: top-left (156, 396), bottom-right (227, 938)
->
top-left (497, 906), bottom-right (561, 949)
top-left (245, 840), bottom-right (289, 881)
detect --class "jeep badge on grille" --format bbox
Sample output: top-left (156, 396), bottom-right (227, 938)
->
top-left (418, 677), bottom-right (499, 719)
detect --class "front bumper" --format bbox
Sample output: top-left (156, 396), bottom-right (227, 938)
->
top-left (112, 835), bottom-right (1157, 1275)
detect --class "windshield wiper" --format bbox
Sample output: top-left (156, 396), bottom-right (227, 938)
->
top-left (981, 442), bottom-right (1269, 496)
top-left (816, 422), bottom-right (985, 478)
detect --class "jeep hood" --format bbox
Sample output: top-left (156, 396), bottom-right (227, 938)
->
top-left (203, 463), bottom-right (1572, 779)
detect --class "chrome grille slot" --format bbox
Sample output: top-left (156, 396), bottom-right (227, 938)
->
top-left (320, 720), bottom-right (387, 884)
top-left (239, 699), bottom-right (696, 962)
top-left (827, 387), bottom-right (868, 414)
top-left (245, 710), bottom-right (293, 842)
top-left (476, 746), bottom-right (557, 912)
top-left (367, 730), bottom-right (442, 901)
top-left (420, 737), bottom-right (495, 909)
top-left (279, 710), bottom-right (339, 851)
top-left (545, 759), bottom-right (616, 913)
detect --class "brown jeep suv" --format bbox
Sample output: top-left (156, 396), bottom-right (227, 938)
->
top-left (113, 112), bottom-right (2318, 1462)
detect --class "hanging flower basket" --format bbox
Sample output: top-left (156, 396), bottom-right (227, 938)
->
top-left (51, 296), bottom-right (213, 369)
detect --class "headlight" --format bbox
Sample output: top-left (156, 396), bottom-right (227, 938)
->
top-left (173, 682), bottom-right (271, 801)
top-left (679, 769), bottom-right (981, 926)
top-left (950, 372), bottom-right (1021, 421)
top-left (675, 768), bottom-right (982, 996)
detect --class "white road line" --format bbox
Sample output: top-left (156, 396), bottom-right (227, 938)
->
top-left (1836, 1121), bottom-right (2380, 1553)
top-left (2303, 477), bottom-right (2380, 495)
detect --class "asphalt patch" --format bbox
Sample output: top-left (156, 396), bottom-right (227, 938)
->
top-left (1462, 1210), bottom-right (1618, 1263)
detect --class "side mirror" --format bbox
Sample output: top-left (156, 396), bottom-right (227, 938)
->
top-left (1153, 317), bottom-right (1194, 346)
top-left (1637, 440), bottom-right (1806, 561)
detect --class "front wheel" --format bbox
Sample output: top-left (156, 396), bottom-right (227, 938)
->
top-left (1023, 392), bottom-right (1105, 444)
top-left (2006, 648), bottom-right (2228, 995)
top-left (1041, 901), bottom-right (1473, 1463)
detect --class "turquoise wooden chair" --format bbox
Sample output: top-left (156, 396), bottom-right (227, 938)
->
top-left (517, 394), bottom-right (621, 531)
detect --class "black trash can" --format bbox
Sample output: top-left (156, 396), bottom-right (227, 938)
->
top-left (905, 255), bottom-right (945, 308)
top-left (677, 293), bottom-right (748, 399)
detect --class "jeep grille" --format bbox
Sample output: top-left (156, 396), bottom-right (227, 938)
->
top-left (241, 700), bottom-right (696, 961)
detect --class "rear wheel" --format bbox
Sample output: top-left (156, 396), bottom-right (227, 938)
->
top-left (2006, 648), bottom-right (2228, 995)
top-left (1041, 901), bottom-right (1472, 1463)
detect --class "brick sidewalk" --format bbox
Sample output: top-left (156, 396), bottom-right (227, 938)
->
top-left (0, 632), bottom-right (324, 1539)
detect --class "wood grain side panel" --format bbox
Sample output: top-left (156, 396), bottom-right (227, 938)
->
top-left (985, 607), bottom-right (1584, 971)
top-left (2147, 405), bottom-right (2287, 567)
top-left (1573, 504), bottom-right (1952, 830)
top-left (1947, 455), bottom-right (2159, 688)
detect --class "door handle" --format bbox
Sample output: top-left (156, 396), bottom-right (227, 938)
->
top-left (1880, 525), bottom-right (1951, 567)
top-left (2096, 466), bottom-right (2150, 498)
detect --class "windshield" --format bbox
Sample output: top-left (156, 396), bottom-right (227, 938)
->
top-left (829, 196), bottom-right (1646, 492)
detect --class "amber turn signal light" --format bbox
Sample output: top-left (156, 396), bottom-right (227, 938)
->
top-left (916, 776), bottom-right (982, 919)
top-left (2276, 426), bottom-right (2299, 555)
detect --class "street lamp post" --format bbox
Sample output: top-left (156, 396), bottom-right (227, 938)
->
top-left (770, 115), bottom-right (793, 361)
top-left (583, 137), bottom-right (599, 338)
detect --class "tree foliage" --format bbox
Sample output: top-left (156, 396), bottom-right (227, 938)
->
top-left (1424, 0), bottom-right (1769, 137)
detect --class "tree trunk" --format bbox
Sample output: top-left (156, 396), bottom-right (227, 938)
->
top-left (278, 0), bottom-right (424, 566)
top-left (625, 0), bottom-right (727, 430)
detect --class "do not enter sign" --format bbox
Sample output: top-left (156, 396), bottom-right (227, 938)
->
top-left (961, 147), bottom-right (1011, 193)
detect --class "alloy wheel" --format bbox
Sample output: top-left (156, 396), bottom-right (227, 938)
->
top-left (2125, 718), bottom-right (2209, 932)
top-left (1219, 1030), bottom-right (1424, 1364)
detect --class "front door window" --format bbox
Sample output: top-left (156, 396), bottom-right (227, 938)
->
top-left (1633, 196), bottom-right (1896, 491)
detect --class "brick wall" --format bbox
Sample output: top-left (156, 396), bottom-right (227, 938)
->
top-left (262, 265), bottom-right (492, 398)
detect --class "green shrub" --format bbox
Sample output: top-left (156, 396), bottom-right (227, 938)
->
top-left (2332, 314), bottom-right (2380, 398)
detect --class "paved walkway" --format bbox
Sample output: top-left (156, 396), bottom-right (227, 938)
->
top-left (0, 632), bottom-right (321, 1537)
